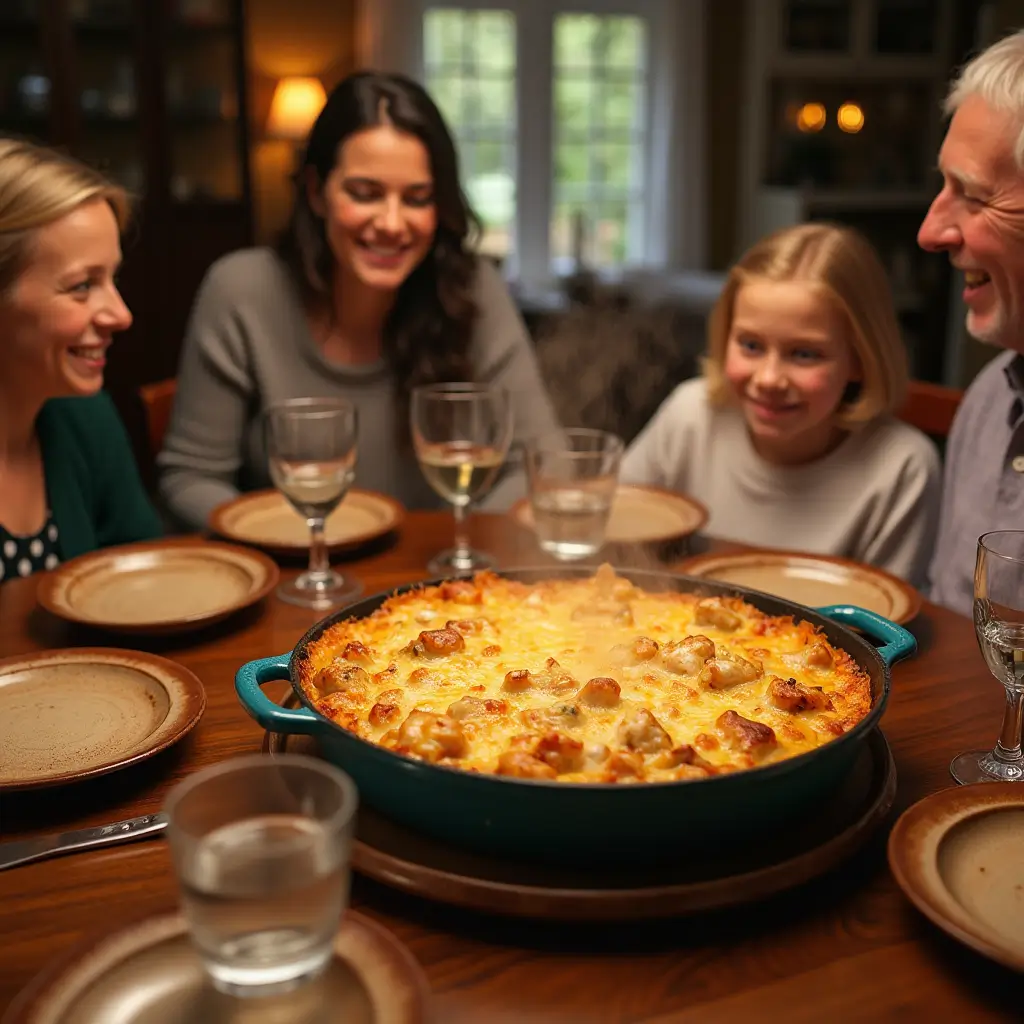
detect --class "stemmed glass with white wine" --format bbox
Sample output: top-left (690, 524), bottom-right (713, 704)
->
top-left (265, 397), bottom-right (362, 609)
top-left (950, 530), bottom-right (1024, 784)
top-left (411, 383), bottom-right (513, 575)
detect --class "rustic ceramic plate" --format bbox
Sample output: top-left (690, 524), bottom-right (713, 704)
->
top-left (888, 783), bottom-right (1024, 973)
top-left (0, 648), bottom-right (205, 791)
top-left (209, 488), bottom-right (405, 556)
top-left (36, 539), bottom-right (279, 635)
top-left (5, 910), bottom-right (430, 1023)
top-left (264, 695), bottom-right (896, 921)
top-left (676, 549), bottom-right (922, 624)
top-left (511, 484), bottom-right (708, 546)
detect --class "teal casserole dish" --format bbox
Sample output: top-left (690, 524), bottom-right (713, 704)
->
top-left (236, 568), bottom-right (916, 866)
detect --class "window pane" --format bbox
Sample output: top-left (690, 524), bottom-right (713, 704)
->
top-left (423, 8), bottom-right (516, 260)
top-left (552, 13), bottom-right (646, 269)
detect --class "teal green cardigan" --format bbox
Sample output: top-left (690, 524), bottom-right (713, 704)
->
top-left (36, 392), bottom-right (163, 559)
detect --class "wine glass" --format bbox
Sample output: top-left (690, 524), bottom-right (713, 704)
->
top-left (265, 397), bottom-right (362, 609)
top-left (411, 383), bottom-right (513, 576)
top-left (950, 530), bottom-right (1024, 784)
top-left (525, 428), bottom-right (624, 561)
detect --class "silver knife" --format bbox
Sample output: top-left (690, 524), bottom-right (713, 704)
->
top-left (0, 813), bottom-right (168, 871)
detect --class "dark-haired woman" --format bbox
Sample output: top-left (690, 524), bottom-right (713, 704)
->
top-left (157, 71), bottom-right (559, 529)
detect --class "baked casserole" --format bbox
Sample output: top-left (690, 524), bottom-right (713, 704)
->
top-left (296, 565), bottom-right (873, 783)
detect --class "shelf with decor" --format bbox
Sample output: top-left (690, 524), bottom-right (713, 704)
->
top-left (737, 0), bottom-right (984, 385)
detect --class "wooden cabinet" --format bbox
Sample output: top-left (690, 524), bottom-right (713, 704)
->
top-left (0, 0), bottom-right (253, 405)
top-left (737, 0), bottom-right (984, 384)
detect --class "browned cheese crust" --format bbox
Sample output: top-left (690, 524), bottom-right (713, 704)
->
top-left (295, 565), bottom-right (873, 784)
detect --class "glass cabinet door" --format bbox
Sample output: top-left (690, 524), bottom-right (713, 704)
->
top-left (69, 0), bottom-right (146, 193)
top-left (0, 0), bottom-right (51, 144)
top-left (165, 0), bottom-right (244, 204)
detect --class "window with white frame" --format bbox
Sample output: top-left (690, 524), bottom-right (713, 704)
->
top-left (422, 9), bottom-right (518, 260)
top-left (357, 0), bottom-right (704, 285)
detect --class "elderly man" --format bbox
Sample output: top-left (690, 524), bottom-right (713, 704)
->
top-left (919, 28), bottom-right (1024, 617)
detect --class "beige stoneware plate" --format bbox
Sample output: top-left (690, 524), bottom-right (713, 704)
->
top-left (676, 549), bottom-right (922, 624)
top-left (888, 783), bottom-right (1024, 973)
top-left (512, 484), bottom-right (708, 545)
top-left (0, 648), bottom-right (205, 791)
top-left (36, 539), bottom-right (279, 634)
top-left (5, 910), bottom-right (430, 1023)
top-left (209, 487), bottom-right (405, 556)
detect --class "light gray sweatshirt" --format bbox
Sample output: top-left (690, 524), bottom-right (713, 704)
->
top-left (620, 377), bottom-right (942, 587)
top-left (157, 248), bottom-right (560, 529)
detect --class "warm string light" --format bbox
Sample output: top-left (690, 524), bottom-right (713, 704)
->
top-left (793, 100), bottom-right (866, 134)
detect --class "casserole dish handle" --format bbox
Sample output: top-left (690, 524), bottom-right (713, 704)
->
top-left (816, 604), bottom-right (917, 668)
top-left (235, 654), bottom-right (324, 735)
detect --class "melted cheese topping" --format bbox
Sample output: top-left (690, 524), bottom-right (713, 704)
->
top-left (296, 565), bottom-right (872, 784)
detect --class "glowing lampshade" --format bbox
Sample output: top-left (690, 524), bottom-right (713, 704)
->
top-left (267, 77), bottom-right (327, 141)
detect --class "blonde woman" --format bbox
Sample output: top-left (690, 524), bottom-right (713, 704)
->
top-left (0, 139), bottom-right (160, 583)
top-left (621, 222), bottom-right (941, 586)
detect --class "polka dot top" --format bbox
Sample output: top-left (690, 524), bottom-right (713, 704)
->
top-left (0, 516), bottom-right (60, 583)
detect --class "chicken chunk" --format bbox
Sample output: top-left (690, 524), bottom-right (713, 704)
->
top-left (616, 707), bottom-right (673, 753)
top-left (603, 750), bottom-right (646, 781)
top-left (520, 702), bottom-right (585, 731)
top-left (660, 635), bottom-right (715, 676)
top-left (439, 580), bottom-right (482, 604)
top-left (694, 597), bottom-right (742, 631)
top-left (312, 662), bottom-right (371, 705)
top-left (514, 731), bottom-right (585, 774)
top-left (446, 696), bottom-right (509, 720)
top-left (610, 636), bottom-right (660, 665)
top-left (577, 676), bottom-right (622, 708)
top-left (785, 642), bottom-right (834, 669)
top-left (717, 710), bottom-right (777, 757)
top-left (651, 743), bottom-right (716, 771)
top-left (533, 657), bottom-right (577, 694)
top-left (386, 710), bottom-right (468, 762)
top-left (340, 641), bottom-right (374, 667)
top-left (768, 675), bottom-right (834, 712)
top-left (403, 627), bottom-right (465, 658)
top-left (502, 668), bottom-right (534, 692)
top-left (368, 701), bottom-right (402, 727)
top-left (699, 652), bottom-right (762, 690)
top-left (496, 750), bottom-right (557, 780)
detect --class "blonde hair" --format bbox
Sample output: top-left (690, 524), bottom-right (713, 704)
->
top-left (704, 222), bottom-right (908, 430)
top-left (0, 138), bottom-right (130, 295)
top-left (945, 28), bottom-right (1024, 170)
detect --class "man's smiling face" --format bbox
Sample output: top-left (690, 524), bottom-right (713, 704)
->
top-left (918, 94), bottom-right (1024, 351)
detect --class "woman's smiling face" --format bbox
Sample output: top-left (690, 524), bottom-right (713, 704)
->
top-left (3, 198), bottom-right (131, 403)
top-left (311, 124), bottom-right (438, 294)
top-left (723, 278), bottom-right (860, 464)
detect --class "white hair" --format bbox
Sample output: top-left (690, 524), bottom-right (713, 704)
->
top-left (945, 29), bottom-right (1024, 168)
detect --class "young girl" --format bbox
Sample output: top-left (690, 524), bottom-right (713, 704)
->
top-left (620, 222), bottom-right (941, 587)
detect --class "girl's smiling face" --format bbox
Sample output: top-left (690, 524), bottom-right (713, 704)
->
top-left (723, 278), bottom-right (861, 465)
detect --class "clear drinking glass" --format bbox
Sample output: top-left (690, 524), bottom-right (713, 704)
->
top-left (265, 397), bottom-right (362, 608)
top-left (163, 753), bottom-right (359, 998)
top-left (951, 531), bottom-right (1024, 784)
top-left (411, 382), bottom-right (513, 575)
top-left (525, 428), bottom-right (624, 561)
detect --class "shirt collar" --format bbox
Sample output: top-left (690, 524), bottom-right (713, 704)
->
top-left (1004, 355), bottom-right (1024, 426)
top-left (1003, 354), bottom-right (1024, 393)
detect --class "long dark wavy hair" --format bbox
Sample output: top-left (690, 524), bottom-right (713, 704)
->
top-left (276, 71), bottom-right (481, 442)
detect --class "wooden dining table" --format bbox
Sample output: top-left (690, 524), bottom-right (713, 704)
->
top-left (0, 511), bottom-right (1021, 1023)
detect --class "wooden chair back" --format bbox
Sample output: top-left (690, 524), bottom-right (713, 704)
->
top-left (897, 379), bottom-right (963, 440)
top-left (138, 378), bottom-right (177, 461)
